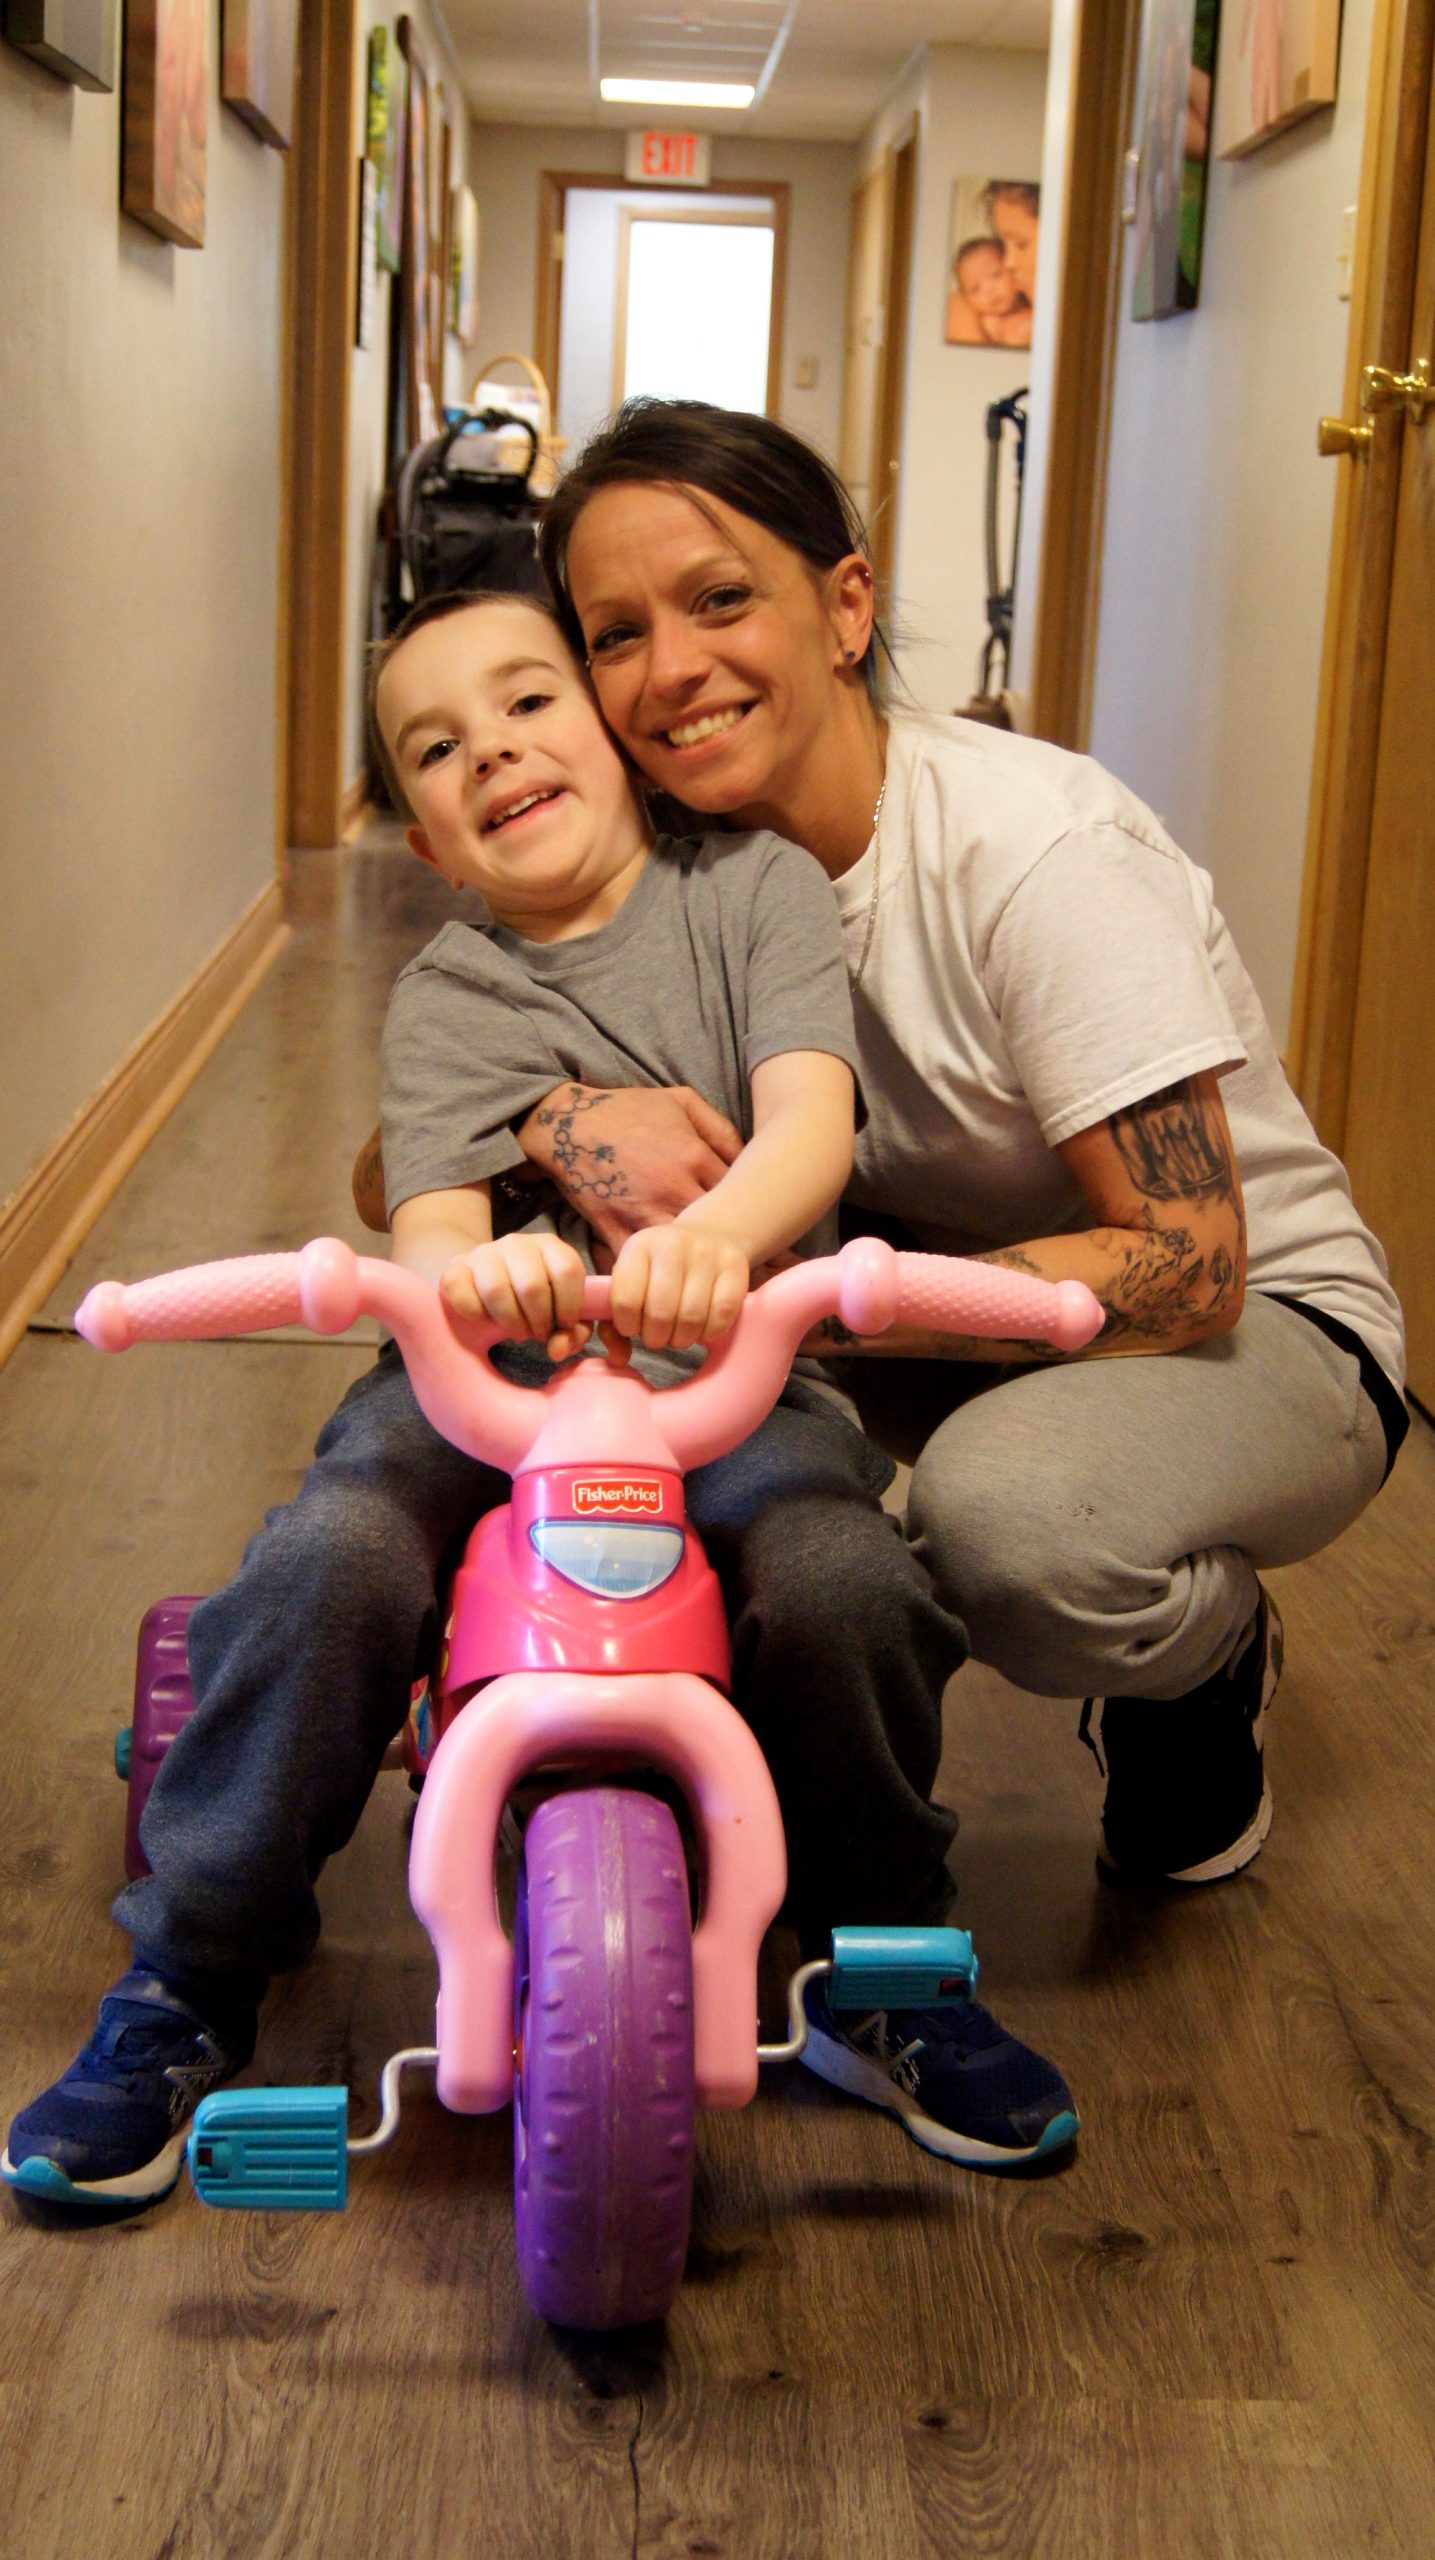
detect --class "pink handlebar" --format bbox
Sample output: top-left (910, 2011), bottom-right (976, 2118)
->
top-left (76, 1237), bottom-right (1102, 1479)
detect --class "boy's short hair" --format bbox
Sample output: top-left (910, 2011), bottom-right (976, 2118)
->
top-left (954, 235), bottom-right (1001, 277)
top-left (366, 587), bottom-right (568, 821)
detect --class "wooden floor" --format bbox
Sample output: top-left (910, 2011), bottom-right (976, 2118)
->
top-left (3, 839), bottom-right (1434, 2559)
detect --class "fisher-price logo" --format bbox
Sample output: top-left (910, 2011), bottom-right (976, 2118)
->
top-left (571, 1475), bottom-right (665, 1517)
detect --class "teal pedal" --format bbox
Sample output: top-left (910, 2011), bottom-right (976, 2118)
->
top-left (827, 1925), bottom-right (979, 2011)
top-left (188, 2087), bottom-right (349, 2211)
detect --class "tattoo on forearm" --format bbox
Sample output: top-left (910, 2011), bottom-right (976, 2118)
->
top-left (1110, 1079), bottom-right (1233, 1204)
top-left (533, 1085), bottom-right (631, 1208)
top-left (1095, 1209), bottom-right (1206, 1341)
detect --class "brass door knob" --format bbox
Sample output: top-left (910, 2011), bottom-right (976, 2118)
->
top-left (1318, 415), bottom-right (1374, 458)
top-left (1361, 356), bottom-right (1432, 422)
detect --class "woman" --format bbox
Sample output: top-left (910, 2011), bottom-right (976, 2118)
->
top-left (503, 398), bottom-right (1404, 1898)
top-left (981, 179), bottom-right (1040, 311)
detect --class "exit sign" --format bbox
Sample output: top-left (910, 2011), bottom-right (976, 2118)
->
top-left (624, 129), bottom-right (712, 185)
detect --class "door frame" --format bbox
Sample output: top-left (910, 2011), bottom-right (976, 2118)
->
top-left (612, 202), bottom-right (784, 414)
top-left (285, 0), bottom-right (361, 850)
top-left (535, 171), bottom-right (791, 424)
top-left (1024, 0), bottom-right (1143, 749)
top-left (871, 122), bottom-right (919, 600)
top-left (1286, 0), bottom-right (1435, 1150)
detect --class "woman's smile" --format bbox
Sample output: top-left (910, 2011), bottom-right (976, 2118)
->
top-left (658, 702), bottom-right (755, 753)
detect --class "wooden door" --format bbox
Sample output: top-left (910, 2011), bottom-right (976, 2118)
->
top-left (1339, 74), bottom-right (1435, 1404)
top-left (839, 153), bottom-right (894, 541)
top-left (1292, 0), bottom-right (1435, 1408)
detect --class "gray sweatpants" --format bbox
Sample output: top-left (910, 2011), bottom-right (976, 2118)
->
top-left (903, 1291), bottom-right (1392, 1699)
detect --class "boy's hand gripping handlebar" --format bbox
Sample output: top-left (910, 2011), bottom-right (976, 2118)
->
top-left (76, 1239), bottom-right (1103, 1479)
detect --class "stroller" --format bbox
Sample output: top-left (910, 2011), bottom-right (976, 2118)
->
top-left (369, 405), bottom-right (549, 648)
top-left (959, 386), bottom-right (1028, 727)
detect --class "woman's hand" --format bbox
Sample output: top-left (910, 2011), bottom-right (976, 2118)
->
top-left (515, 1082), bottom-right (743, 1259)
top-left (608, 1221), bottom-right (749, 1353)
top-left (440, 1233), bottom-right (595, 1362)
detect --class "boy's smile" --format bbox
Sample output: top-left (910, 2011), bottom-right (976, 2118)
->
top-left (378, 598), bottom-right (651, 942)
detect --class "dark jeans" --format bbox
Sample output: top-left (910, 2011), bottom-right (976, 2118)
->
top-left (114, 1346), bottom-right (965, 1985)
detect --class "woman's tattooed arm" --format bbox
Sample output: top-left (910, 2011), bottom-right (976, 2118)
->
top-left (801, 1073), bottom-right (1246, 1365)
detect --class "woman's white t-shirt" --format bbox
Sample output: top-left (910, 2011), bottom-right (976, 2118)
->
top-left (830, 712), bottom-right (1404, 1394)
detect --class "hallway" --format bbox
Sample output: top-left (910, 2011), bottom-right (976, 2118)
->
top-left (1, 838), bottom-right (1432, 2558)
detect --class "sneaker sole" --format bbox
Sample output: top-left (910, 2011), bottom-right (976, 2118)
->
top-left (798, 2027), bottom-right (1079, 2168)
top-left (1, 2131), bottom-right (188, 2208)
top-left (1098, 1780), bottom-right (1274, 1885)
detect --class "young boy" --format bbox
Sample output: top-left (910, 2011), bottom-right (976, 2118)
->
top-left (4, 596), bottom-right (1076, 2210)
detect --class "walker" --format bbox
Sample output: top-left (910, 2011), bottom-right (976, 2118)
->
top-left (79, 1236), bottom-right (1101, 2328)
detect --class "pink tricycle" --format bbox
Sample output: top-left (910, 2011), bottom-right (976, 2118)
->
top-left (80, 1235), bottom-right (1100, 2329)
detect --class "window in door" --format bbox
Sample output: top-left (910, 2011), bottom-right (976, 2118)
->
top-left (615, 208), bottom-right (777, 413)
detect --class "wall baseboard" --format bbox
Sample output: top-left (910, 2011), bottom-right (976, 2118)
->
top-left (0, 883), bottom-right (289, 1371)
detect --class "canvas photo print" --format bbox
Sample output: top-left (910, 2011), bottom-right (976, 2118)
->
top-left (944, 177), bottom-right (1040, 347)
top-left (122, 0), bottom-right (208, 249)
top-left (1215, 0), bottom-right (1340, 156)
top-left (1131, 0), bottom-right (1220, 320)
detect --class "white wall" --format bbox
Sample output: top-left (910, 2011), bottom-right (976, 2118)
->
top-left (0, 7), bottom-right (286, 1207)
top-left (867, 44), bottom-right (1049, 714)
top-left (465, 122), bottom-right (858, 464)
top-left (1007, 0), bottom-right (1080, 715)
top-left (1084, 0), bottom-right (1374, 1042)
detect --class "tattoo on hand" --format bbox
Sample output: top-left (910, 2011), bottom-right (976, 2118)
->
top-left (533, 1086), bottom-right (631, 1208)
top-left (1111, 1080), bottom-right (1233, 1205)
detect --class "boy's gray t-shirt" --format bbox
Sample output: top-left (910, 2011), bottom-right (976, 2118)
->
top-left (381, 829), bottom-right (859, 1219)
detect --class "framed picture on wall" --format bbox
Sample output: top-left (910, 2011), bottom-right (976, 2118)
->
top-left (2, 0), bottom-right (117, 88)
top-left (220, 0), bottom-right (297, 150)
top-left (1130, 0), bottom-right (1220, 320)
top-left (121, 0), bottom-right (208, 250)
top-left (451, 184), bottom-right (480, 345)
top-left (435, 109), bottom-right (454, 361)
top-left (357, 156), bottom-right (379, 353)
top-left (943, 176), bottom-right (1040, 347)
top-left (1215, 0), bottom-right (1339, 157)
top-left (398, 15), bottom-right (440, 448)
top-left (367, 25), bottom-right (407, 277)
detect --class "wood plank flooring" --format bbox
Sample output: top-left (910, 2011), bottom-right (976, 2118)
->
top-left (2, 840), bottom-right (1433, 2558)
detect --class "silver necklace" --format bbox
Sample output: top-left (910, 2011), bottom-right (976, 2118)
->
top-left (847, 778), bottom-right (886, 993)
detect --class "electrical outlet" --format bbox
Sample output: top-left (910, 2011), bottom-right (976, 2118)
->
top-left (793, 355), bottom-right (819, 390)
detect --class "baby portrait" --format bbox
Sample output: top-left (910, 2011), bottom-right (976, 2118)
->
top-left (943, 176), bottom-right (1040, 348)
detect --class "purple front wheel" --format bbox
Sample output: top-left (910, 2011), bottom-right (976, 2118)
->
top-left (514, 1789), bottom-right (696, 2329)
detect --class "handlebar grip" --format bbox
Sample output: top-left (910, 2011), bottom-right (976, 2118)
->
top-left (891, 1253), bottom-right (1103, 1351)
top-left (75, 1241), bottom-right (366, 1350)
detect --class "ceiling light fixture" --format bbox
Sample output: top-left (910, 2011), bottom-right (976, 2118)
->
top-left (599, 77), bottom-right (756, 110)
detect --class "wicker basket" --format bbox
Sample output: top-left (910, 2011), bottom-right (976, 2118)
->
top-left (467, 352), bottom-right (566, 496)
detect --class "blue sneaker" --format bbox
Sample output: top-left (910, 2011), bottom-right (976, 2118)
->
top-left (2, 1971), bottom-right (256, 2209)
top-left (800, 1982), bottom-right (1078, 2169)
